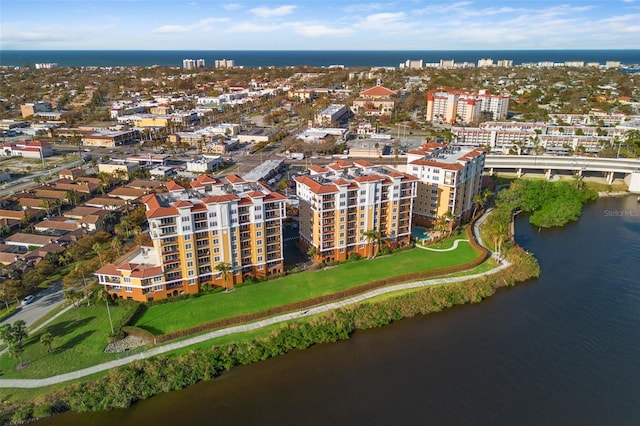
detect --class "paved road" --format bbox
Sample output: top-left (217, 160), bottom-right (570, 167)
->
top-left (0, 159), bottom-right (84, 198)
top-left (1, 283), bottom-right (65, 329)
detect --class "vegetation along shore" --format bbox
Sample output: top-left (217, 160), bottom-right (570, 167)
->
top-left (0, 197), bottom-right (547, 425)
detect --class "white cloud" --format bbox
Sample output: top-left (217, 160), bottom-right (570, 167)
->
top-left (292, 24), bottom-right (354, 37)
top-left (226, 22), bottom-right (281, 33)
top-left (249, 5), bottom-right (297, 19)
top-left (353, 12), bottom-right (407, 30)
top-left (223, 3), bottom-right (242, 10)
top-left (152, 18), bottom-right (227, 34)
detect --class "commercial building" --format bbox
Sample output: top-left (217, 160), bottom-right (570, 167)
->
top-left (20, 102), bottom-right (52, 118)
top-left (0, 141), bottom-right (53, 159)
top-left (426, 89), bottom-right (510, 123)
top-left (315, 104), bottom-right (348, 126)
top-left (96, 175), bottom-right (286, 302)
top-left (406, 143), bottom-right (485, 225)
top-left (82, 129), bottom-right (139, 148)
top-left (295, 160), bottom-right (417, 263)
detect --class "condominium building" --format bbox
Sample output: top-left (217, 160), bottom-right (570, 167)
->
top-left (95, 174), bottom-right (286, 302)
top-left (295, 160), bottom-right (417, 263)
top-left (214, 59), bottom-right (235, 69)
top-left (182, 59), bottom-right (205, 69)
top-left (406, 143), bottom-right (485, 225)
top-left (426, 89), bottom-right (510, 123)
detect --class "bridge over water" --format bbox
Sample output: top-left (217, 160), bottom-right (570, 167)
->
top-left (484, 155), bottom-right (640, 191)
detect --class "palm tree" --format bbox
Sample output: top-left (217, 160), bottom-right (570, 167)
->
top-left (96, 287), bottom-right (115, 334)
top-left (214, 262), bottom-right (232, 291)
top-left (440, 210), bottom-right (455, 236)
top-left (307, 245), bottom-right (318, 262)
top-left (92, 242), bottom-right (104, 267)
top-left (40, 332), bottom-right (54, 353)
top-left (362, 229), bottom-right (381, 258)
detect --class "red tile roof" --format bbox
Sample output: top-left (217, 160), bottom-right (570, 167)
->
top-left (360, 86), bottom-right (397, 97)
top-left (165, 181), bottom-right (185, 191)
top-left (226, 174), bottom-right (245, 184)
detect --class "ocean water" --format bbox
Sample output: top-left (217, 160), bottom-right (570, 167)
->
top-left (1, 50), bottom-right (639, 68)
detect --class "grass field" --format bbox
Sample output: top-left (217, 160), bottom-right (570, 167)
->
top-left (0, 303), bottom-right (138, 379)
top-left (0, 236), bottom-right (480, 379)
top-left (133, 239), bottom-right (479, 335)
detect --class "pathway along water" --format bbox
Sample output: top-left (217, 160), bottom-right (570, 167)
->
top-left (38, 195), bottom-right (640, 426)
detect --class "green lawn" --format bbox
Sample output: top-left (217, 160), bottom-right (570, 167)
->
top-left (133, 240), bottom-right (479, 335)
top-left (0, 238), bottom-right (481, 380)
top-left (0, 303), bottom-right (138, 379)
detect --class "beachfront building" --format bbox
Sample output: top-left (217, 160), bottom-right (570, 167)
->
top-left (426, 89), bottom-right (510, 123)
top-left (95, 174), bottom-right (286, 302)
top-left (406, 143), bottom-right (485, 226)
top-left (295, 160), bottom-right (417, 263)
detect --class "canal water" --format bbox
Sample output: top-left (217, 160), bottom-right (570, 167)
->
top-left (38, 195), bottom-right (640, 425)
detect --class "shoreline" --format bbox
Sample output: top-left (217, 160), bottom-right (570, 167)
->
top-left (0, 210), bottom-right (540, 423)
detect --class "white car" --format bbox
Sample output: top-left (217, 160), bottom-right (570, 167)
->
top-left (21, 295), bottom-right (35, 306)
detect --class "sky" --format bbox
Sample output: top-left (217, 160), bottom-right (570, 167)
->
top-left (1, 0), bottom-right (639, 50)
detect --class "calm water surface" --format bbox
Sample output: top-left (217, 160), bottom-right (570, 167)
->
top-left (38, 196), bottom-right (640, 425)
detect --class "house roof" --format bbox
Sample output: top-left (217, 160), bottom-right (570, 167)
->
top-left (360, 85), bottom-right (397, 97)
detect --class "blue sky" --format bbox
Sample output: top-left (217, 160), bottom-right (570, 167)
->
top-left (1, 0), bottom-right (639, 50)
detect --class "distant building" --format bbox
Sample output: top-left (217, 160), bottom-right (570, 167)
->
top-left (401, 59), bottom-right (423, 69)
top-left (20, 102), bottom-right (52, 118)
top-left (186, 157), bottom-right (222, 173)
top-left (477, 58), bottom-right (494, 67)
top-left (214, 59), bottom-right (235, 69)
top-left (0, 141), bottom-right (53, 159)
top-left (182, 59), bottom-right (205, 70)
top-left (34, 63), bottom-right (58, 69)
top-left (352, 85), bottom-right (397, 116)
top-left (82, 130), bottom-right (139, 148)
top-left (426, 89), bottom-right (510, 123)
top-left (496, 59), bottom-right (514, 67)
top-left (315, 104), bottom-right (348, 126)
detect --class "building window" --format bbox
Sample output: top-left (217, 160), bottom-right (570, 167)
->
top-left (184, 234), bottom-right (191, 240)
top-left (186, 252), bottom-right (193, 258)
top-left (258, 256), bottom-right (263, 262)
top-left (188, 270), bottom-right (195, 276)
top-left (185, 243), bottom-right (192, 250)
top-left (214, 256), bottom-right (220, 262)
top-left (125, 286), bottom-right (132, 292)
top-left (256, 231), bottom-right (262, 237)
top-left (155, 285), bottom-right (164, 291)
top-left (187, 261), bottom-right (194, 267)
top-left (123, 277), bottom-right (130, 283)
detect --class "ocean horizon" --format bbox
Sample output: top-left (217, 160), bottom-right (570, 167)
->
top-left (1, 49), bottom-right (639, 68)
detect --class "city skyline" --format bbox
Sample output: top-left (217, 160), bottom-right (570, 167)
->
top-left (1, 0), bottom-right (639, 51)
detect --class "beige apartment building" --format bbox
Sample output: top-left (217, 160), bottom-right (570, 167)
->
top-left (295, 160), bottom-right (417, 263)
top-left (426, 89), bottom-right (510, 123)
top-left (95, 174), bottom-right (286, 302)
top-left (406, 143), bottom-right (486, 225)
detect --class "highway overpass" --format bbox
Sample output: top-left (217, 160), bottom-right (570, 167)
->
top-left (484, 155), bottom-right (640, 190)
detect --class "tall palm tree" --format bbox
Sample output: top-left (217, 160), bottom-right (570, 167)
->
top-left (96, 287), bottom-right (115, 334)
top-left (214, 262), bottom-right (232, 291)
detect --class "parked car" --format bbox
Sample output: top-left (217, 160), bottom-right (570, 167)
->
top-left (21, 295), bottom-right (35, 306)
